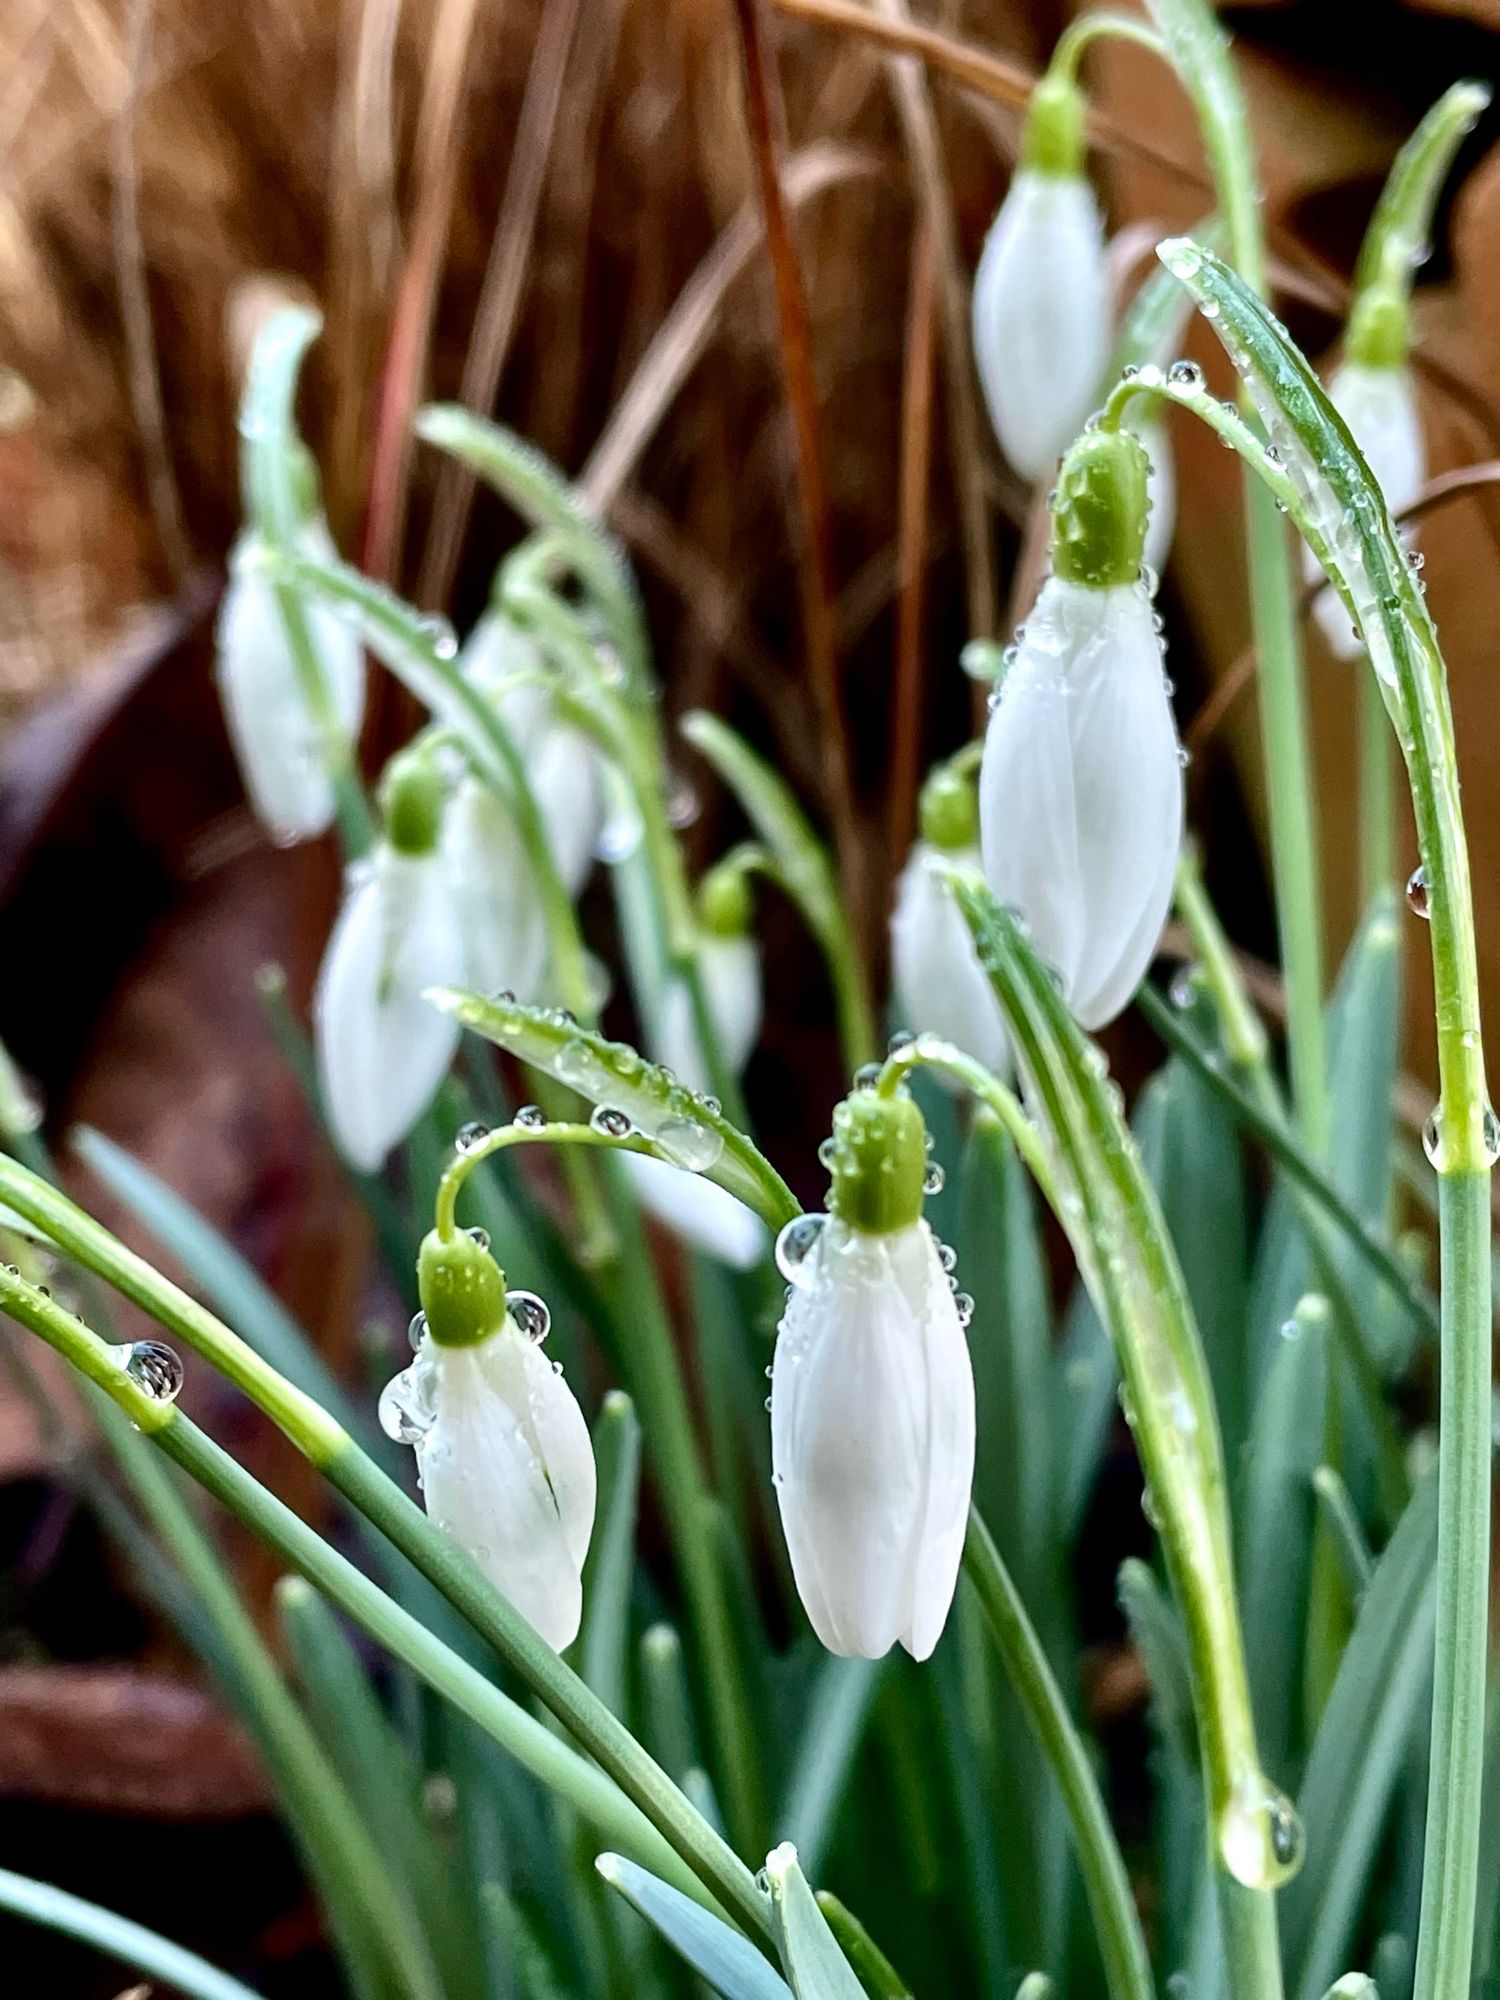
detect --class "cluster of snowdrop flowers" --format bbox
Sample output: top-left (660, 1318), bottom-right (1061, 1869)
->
top-left (1303, 287), bottom-right (1425, 659)
top-left (979, 426), bottom-right (1184, 1029)
top-left (770, 1087), bottom-right (974, 1661)
top-left (379, 1222), bottom-right (596, 1652)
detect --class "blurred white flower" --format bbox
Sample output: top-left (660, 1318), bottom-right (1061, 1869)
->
top-left (618, 1153), bottom-right (765, 1270)
top-left (315, 752), bottom-right (463, 1171)
top-left (1304, 359), bottom-right (1424, 659)
top-left (216, 522), bottom-right (365, 844)
top-left (381, 1245), bottom-right (595, 1652)
top-left (770, 1096), bottom-right (973, 1661)
top-left (443, 778), bottom-right (551, 1003)
top-left (890, 773), bottom-right (1009, 1079)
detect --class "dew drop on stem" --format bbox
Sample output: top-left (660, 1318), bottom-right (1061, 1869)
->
top-left (1406, 865), bottom-right (1431, 918)
top-left (116, 1340), bottom-right (185, 1404)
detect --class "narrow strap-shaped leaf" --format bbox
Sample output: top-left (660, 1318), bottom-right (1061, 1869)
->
top-left (580, 1390), bottom-right (642, 1717)
top-left (765, 1844), bottom-right (866, 2000)
top-left (815, 1894), bottom-right (914, 2000)
top-left (597, 1855), bottom-right (792, 2000)
top-left (0, 1866), bottom-right (266, 2000)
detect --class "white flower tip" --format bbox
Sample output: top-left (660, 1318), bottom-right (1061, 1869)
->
top-left (594, 1854), bottom-right (625, 1888)
top-left (762, 1842), bottom-right (800, 1892)
top-left (422, 984), bottom-right (468, 1017)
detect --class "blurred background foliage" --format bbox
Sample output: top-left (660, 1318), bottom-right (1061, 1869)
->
top-left (2, 0), bottom-right (1499, 1988)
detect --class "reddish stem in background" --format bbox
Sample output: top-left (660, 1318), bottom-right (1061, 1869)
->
top-left (890, 224), bottom-right (936, 883)
top-left (728, 0), bottom-right (866, 945)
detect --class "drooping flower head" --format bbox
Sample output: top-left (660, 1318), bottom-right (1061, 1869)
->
top-left (380, 1225), bottom-right (596, 1652)
top-left (980, 426), bottom-right (1183, 1030)
top-left (972, 74), bottom-right (1111, 483)
top-left (315, 744), bottom-right (464, 1171)
top-left (891, 769), bottom-right (1010, 1079)
top-left (1304, 290), bottom-right (1425, 660)
top-left (215, 487), bottom-right (365, 845)
top-left (771, 1089), bottom-right (975, 1661)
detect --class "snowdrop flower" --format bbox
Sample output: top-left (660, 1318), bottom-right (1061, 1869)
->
top-left (380, 1227), bottom-right (595, 1651)
top-left (980, 428), bottom-right (1183, 1029)
top-left (771, 1090), bottom-right (974, 1661)
top-left (461, 608), bottom-right (604, 893)
top-left (315, 747), bottom-right (465, 1171)
top-left (972, 76), bottom-right (1110, 483)
top-left (215, 518), bottom-right (365, 845)
top-left (622, 863), bottom-right (767, 1268)
top-left (1304, 292), bottom-right (1424, 659)
top-left (443, 776), bottom-right (550, 1003)
top-left (890, 770), bottom-right (1009, 1079)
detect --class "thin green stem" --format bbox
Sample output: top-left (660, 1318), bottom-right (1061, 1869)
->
top-left (1052, 10), bottom-right (1164, 81)
top-left (875, 1035), bottom-right (1056, 1200)
top-left (963, 1511), bottom-right (1154, 2000)
top-left (1359, 672), bottom-right (1396, 905)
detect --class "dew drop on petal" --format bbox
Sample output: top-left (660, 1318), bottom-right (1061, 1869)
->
top-left (506, 1291), bottom-right (551, 1343)
top-left (407, 1310), bottom-right (429, 1352)
top-left (117, 1340), bottom-right (185, 1404)
top-left (379, 1365), bottom-right (437, 1444)
top-left (1406, 866), bottom-right (1430, 919)
top-left (775, 1214), bottom-right (826, 1289)
top-left (938, 1241), bottom-right (957, 1273)
top-left (923, 1161), bottom-right (945, 1195)
top-left (954, 1292), bottom-right (975, 1328)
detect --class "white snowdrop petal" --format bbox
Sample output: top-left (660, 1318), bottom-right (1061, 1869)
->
top-left (314, 847), bottom-right (465, 1171)
top-left (980, 577), bottom-right (1182, 1030)
top-left (890, 845), bottom-right (1010, 1078)
top-left (621, 1153), bottom-right (768, 1270)
top-left (443, 780), bottom-right (550, 1002)
top-left (972, 172), bottom-right (1111, 482)
top-left (1304, 362), bottom-right (1425, 659)
top-left (215, 528), bottom-right (365, 845)
top-left (698, 936), bottom-right (763, 1077)
top-left (416, 1328), bottom-right (592, 1650)
top-left (531, 721), bottom-right (605, 895)
top-left (1135, 418), bottom-right (1176, 575)
top-left (771, 1219), bottom-right (975, 1659)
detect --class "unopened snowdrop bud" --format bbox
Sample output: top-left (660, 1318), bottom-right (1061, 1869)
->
top-left (215, 518), bottom-right (365, 844)
top-left (890, 771), bottom-right (1009, 1079)
top-left (1304, 292), bottom-right (1424, 659)
top-left (623, 861), bottom-right (766, 1266)
top-left (980, 429), bottom-right (1182, 1029)
top-left (771, 1092), bottom-right (975, 1661)
top-left (379, 1228), bottom-right (596, 1651)
top-left (315, 747), bottom-right (465, 1171)
top-left (972, 74), bottom-right (1111, 482)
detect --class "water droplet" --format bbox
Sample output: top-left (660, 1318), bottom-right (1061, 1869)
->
top-left (701, 1095), bottom-right (721, 1117)
top-left (467, 1227), bottom-right (490, 1253)
top-left (1167, 359), bottom-right (1204, 392)
top-left (1218, 1776), bottom-right (1304, 1889)
top-left (655, 1116), bottom-right (723, 1172)
top-left (1169, 964), bottom-right (1201, 1010)
top-left (1405, 866), bottom-right (1430, 918)
top-left (818, 1137), bottom-right (837, 1170)
top-left (1484, 1105), bottom-right (1500, 1167)
top-left (591, 1105), bottom-right (633, 1137)
top-left (938, 1242), bottom-right (957, 1273)
top-left (379, 1365), bottom-right (436, 1443)
top-left (1176, 743), bottom-right (1192, 769)
top-left (456, 1120), bottom-right (490, 1155)
top-left (555, 1038), bottom-right (608, 1096)
top-left (665, 770), bottom-right (700, 829)
top-left (923, 1162), bottom-right (945, 1195)
top-left (775, 1214), bottom-right (827, 1289)
top-left (954, 1292), bottom-right (974, 1327)
top-left (852, 1063), bottom-right (882, 1092)
top-left (117, 1340), bottom-right (184, 1403)
top-left (407, 1311), bottom-right (429, 1351)
top-left (887, 1029), bottom-right (916, 1054)
top-left (514, 1104), bottom-right (547, 1129)
top-left (1423, 1106), bottom-right (1446, 1170)
top-left (507, 1291), bottom-right (551, 1343)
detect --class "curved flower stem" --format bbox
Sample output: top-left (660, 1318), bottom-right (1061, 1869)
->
top-left (1140, 0), bottom-right (1328, 1159)
top-left (874, 1035), bottom-right (1055, 1200)
top-left (963, 1511), bottom-right (1155, 2000)
top-left (240, 308), bottom-right (374, 856)
top-left (0, 1158), bottom-right (769, 1937)
top-left (1052, 10), bottom-right (1164, 81)
top-left (1151, 235), bottom-right (1492, 2000)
